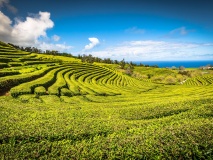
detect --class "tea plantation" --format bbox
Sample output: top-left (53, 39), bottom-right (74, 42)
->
top-left (0, 41), bottom-right (213, 159)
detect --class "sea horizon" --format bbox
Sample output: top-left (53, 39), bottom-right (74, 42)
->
top-left (132, 60), bottom-right (213, 68)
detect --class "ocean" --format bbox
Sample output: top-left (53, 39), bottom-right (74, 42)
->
top-left (132, 60), bottom-right (213, 68)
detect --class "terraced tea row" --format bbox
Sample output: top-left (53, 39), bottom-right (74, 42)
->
top-left (0, 71), bottom-right (20, 77)
top-left (0, 43), bottom-right (60, 68)
top-left (48, 68), bottom-right (71, 95)
top-left (184, 75), bottom-right (213, 86)
top-left (5, 62), bottom-right (156, 97)
top-left (10, 66), bottom-right (69, 97)
top-left (0, 65), bottom-right (59, 93)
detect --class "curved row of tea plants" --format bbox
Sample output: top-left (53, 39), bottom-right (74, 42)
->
top-left (5, 60), bottom-right (156, 97)
top-left (184, 75), bottom-right (213, 86)
top-left (10, 66), bottom-right (69, 97)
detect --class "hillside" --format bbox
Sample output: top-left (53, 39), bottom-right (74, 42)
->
top-left (0, 41), bottom-right (213, 159)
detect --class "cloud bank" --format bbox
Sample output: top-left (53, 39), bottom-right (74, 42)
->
top-left (0, 11), bottom-right (72, 52)
top-left (84, 37), bottom-right (100, 50)
top-left (12, 11), bottom-right (54, 46)
top-left (0, 11), bottom-right (54, 46)
top-left (84, 40), bottom-right (213, 61)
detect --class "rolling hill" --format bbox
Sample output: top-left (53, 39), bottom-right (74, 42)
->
top-left (0, 41), bottom-right (213, 159)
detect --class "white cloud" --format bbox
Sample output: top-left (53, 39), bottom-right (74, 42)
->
top-left (0, 11), bottom-right (12, 40)
top-left (0, 0), bottom-right (17, 13)
top-left (84, 37), bottom-right (100, 50)
top-left (0, 11), bottom-right (72, 53)
top-left (83, 40), bottom-right (213, 61)
top-left (125, 27), bottom-right (145, 34)
top-left (52, 35), bottom-right (60, 41)
top-left (0, 11), bottom-right (54, 46)
top-left (11, 11), bottom-right (54, 46)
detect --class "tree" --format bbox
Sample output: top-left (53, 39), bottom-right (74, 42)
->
top-left (119, 58), bottom-right (126, 69)
top-left (87, 54), bottom-right (94, 63)
top-left (129, 61), bottom-right (136, 67)
top-left (165, 75), bottom-right (176, 84)
top-left (77, 54), bottom-right (82, 59)
top-left (152, 65), bottom-right (159, 68)
top-left (81, 54), bottom-right (87, 62)
top-left (179, 66), bottom-right (185, 70)
top-left (139, 63), bottom-right (144, 67)
top-left (125, 63), bottom-right (134, 75)
top-left (171, 66), bottom-right (177, 70)
top-left (114, 60), bottom-right (119, 64)
top-left (147, 74), bottom-right (153, 79)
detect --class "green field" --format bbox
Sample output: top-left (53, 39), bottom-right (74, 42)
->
top-left (0, 41), bottom-right (213, 159)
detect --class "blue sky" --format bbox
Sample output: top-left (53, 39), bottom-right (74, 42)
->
top-left (0, 0), bottom-right (213, 61)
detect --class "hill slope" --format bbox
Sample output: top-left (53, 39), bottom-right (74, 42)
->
top-left (0, 41), bottom-right (213, 159)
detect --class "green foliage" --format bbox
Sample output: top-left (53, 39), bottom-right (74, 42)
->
top-left (132, 66), bottom-right (213, 85)
top-left (19, 58), bottom-right (40, 62)
top-left (8, 62), bottom-right (23, 67)
top-left (0, 40), bottom-right (213, 159)
top-left (0, 66), bottom-right (57, 94)
top-left (133, 66), bottom-right (177, 83)
top-left (0, 41), bottom-right (13, 47)
top-left (0, 63), bottom-right (8, 68)
top-left (0, 71), bottom-right (20, 77)
top-left (34, 86), bottom-right (47, 96)
top-left (10, 66), bottom-right (67, 97)
top-left (119, 58), bottom-right (126, 69)
top-left (184, 75), bottom-right (213, 86)
top-left (0, 57), bottom-right (11, 63)
top-left (164, 75), bottom-right (177, 84)
top-left (48, 68), bottom-right (70, 95)
top-left (1, 87), bottom-right (213, 159)
top-left (24, 61), bottom-right (57, 65)
top-left (60, 88), bottom-right (73, 97)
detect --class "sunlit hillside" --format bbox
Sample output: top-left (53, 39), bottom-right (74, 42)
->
top-left (0, 41), bottom-right (213, 159)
